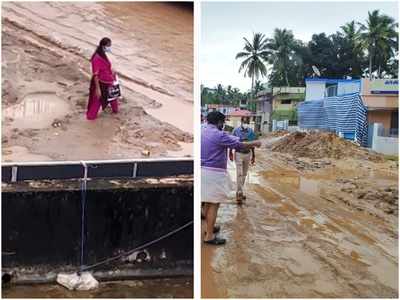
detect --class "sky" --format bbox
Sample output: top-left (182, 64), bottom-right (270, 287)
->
top-left (201, 1), bottom-right (399, 92)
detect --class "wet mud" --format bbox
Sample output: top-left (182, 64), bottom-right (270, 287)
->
top-left (202, 137), bottom-right (398, 298)
top-left (2, 2), bottom-right (193, 161)
top-left (3, 277), bottom-right (193, 298)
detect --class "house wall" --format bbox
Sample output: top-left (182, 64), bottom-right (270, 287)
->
top-left (361, 79), bottom-right (398, 112)
top-left (256, 101), bottom-right (268, 113)
top-left (361, 78), bottom-right (398, 95)
top-left (254, 100), bottom-right (272, 134)
top-left (226, 116), bottom-right (241, 129)
top-left (373, 136), bottom-right (399, 155)
top-left (259, 112), bottom-right (271, 134)
top-left (305, 81), bottom-right (325, 101)
top-left (371, 123), bottom-right (399, 155)
top-left (363, 95), bottom-right (398, 108)
top-left (205, 104), bottom-right (238, 116)
top-left (306, 79), bottom-right (360, 101)
top-left (273, 99), bottom-right (295, 111)
top-left (226, 116), bottom-right (255, 131)
top-left (338, 81), bottom-right (361, 95)
top-left (367, 111), bottom-right (392, 130)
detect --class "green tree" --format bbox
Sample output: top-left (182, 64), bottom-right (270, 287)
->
top-left (338, 21), bottom-right (365, 77)
top-left (359, 10), bottom-right (398, 78)
top-left (215, 84), bottom-right (225, 103)
top-left (266, 28), bottom-right (300, 86)
top-left (201, 84), bottom-right (249, 107)
top-left (253, 80), bottom-right (266, 95)
top-left (235, 33), bottom-right (269, 99)
top-left (231, 87), bottom-right (242, 106)
top-left (307, 33), bottom-right (339, 77)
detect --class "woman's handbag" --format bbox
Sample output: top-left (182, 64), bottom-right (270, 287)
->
top-left (107, 75), bottom-right (121, 101)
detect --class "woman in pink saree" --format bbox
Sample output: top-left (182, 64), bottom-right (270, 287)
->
top-left (86, 37), bottom-right (119, 120)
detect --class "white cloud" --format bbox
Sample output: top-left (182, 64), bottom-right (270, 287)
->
top-left (201, 1), bottom-right (398, 92)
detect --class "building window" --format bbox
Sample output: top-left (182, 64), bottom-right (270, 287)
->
top-left (325, 83), bottom-right (338, 97)
top-left (281, 100), bottom-right (291, 105)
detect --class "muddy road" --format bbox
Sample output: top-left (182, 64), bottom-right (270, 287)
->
top-left (2, 2), bottom-right (193, 161)
top-left (202, 136), bottom-right (398, 298)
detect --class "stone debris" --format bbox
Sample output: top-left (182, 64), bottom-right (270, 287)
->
top-left (56, 272), bottom-right (99, 291)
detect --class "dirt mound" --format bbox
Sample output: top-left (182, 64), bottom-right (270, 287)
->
top-left (271, 131), bottom-right (383, 161)
top-left (266, 130), bottom-right (289, 137)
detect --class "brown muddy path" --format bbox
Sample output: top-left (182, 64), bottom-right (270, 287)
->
top-left (3, 277), bottom-right (193, 298)
top-left (202, 139), bottom-right (398, 298)
top-left (2, 2), bottom-right (193, 161)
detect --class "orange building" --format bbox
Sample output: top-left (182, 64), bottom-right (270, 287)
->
top-left (361, 79), bottom-right (398, 135)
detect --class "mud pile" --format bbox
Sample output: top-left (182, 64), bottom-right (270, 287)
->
top-left (266, 130), bottom-right (289, 137)
top-left (271, 131), bottom-right (383, 161)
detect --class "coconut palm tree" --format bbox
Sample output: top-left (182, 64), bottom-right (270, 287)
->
top-left (266, 28), bottom-right (299, 86)
top-left (254, 80), bottom-right (265, 95)
top-left (359, 10), bottom-right (398, 79)
top-left (235, 33), bottom-right (269, 99)
top-left (339, 21), bottom-right (365, 76)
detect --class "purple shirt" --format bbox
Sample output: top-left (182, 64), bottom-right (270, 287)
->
top-left (201, 124), bottom-right (243, 169)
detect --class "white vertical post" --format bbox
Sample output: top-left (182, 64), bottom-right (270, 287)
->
top-left (371, 123), bottom-right (383, 151)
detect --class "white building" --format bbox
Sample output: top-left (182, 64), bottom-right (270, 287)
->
top-left (305, 78), bottom-right (361, 101)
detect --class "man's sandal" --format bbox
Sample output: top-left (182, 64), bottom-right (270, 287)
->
top-left (204, 237), bottom-right (226, 245)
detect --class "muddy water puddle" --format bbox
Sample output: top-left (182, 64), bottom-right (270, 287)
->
top-left (259, 169), bottom-right (324, 196)
top-left (3, 277), bottom-right (193, 298)
top-left (4, 92), bottom-right (69, 129)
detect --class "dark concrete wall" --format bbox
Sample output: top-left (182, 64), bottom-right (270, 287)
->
top-left (2, 184), bottom-right (193, 272)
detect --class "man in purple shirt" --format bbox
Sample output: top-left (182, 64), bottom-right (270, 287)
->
top-left (201, 111), bottom-right (261, 245)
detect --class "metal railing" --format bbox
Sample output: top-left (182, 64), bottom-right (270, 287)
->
top-left (2, 158), bottom-right (193, 183)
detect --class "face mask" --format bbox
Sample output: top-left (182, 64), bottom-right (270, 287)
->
top-left (104, 46), bottom-right (112, 53)
top-left (242, 123), bottom-right (249, 129)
